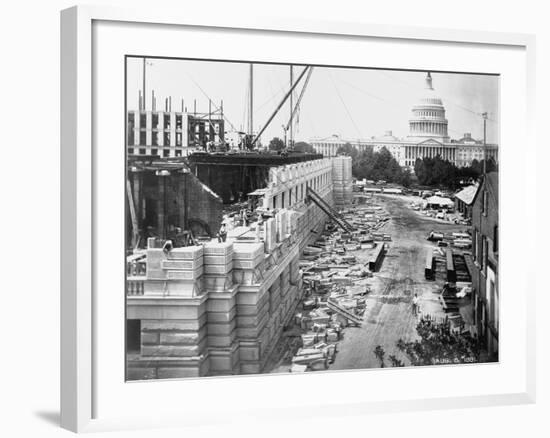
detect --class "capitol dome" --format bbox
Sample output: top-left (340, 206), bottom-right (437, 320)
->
top-left (407, 72), bottom-right (449, 142)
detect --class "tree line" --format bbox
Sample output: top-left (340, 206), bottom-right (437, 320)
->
top-left (337, 143), bottom-right (412, 187)
top-left (414, 156), bottom-right (497, 189)
top-left (267, 139), bottom-right (496, 189)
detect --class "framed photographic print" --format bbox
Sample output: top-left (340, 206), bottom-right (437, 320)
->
top-left (61, 5), bottom-right (536, 433)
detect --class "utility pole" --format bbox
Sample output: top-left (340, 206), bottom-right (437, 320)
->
top-left (184, 170), bottom-right (189, 232)
top-left (289, 65), bottom-right (294, 148)
top-left (248, 63), bottom-right (254, 136)
top-left (142, 58), bottom-right (146, 110)
top-left (209, 99), bottom-right (212, 146)
top-left (482, 112), bottom-right (488, 177)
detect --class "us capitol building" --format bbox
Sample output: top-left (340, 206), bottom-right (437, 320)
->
top-left (310, 72), bottom-right (498, 169)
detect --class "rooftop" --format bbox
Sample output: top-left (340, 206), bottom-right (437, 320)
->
top-left (454, 184), bottom-right (479, 205)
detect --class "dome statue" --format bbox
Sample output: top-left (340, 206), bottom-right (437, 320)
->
top-left (407, 72), bottom-right (449, 142)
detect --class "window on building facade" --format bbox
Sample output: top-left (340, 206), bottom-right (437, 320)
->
top-left (164, 132), bottom-right (170, 146)
top-left (482, 235), bottom-right (488, 273)
top-left (481, 304), bottom-right (486, 335)
top-left (151, 148), bottom-right (158, 156)
top-left (128, 148), bottom-right (134, 155)
top-left (139, 113), bottom-right (146, 128)
top-left (163, 149), bottom-right (170, 158)
top-left (281, 192), bottom-right (285, 208)
top-left (139, 130), bottom-right (146, 145)
top-left (139, 148), bottom-right (146, 155)
top-left (152, 113), bottom-right (159, 129)
top-left (164, 115), bottom-right (171, 130)
top-left (473, 228), bottom-right (478, 261)
top-left (493, 225), bottom-right (498, 253)
top-left (490, 280), bottom-right (498, 330)
top-left (176, 115), bottom-right (182, 129)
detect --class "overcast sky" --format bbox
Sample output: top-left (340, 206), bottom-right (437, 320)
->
top-left (126, 57), bottom-right (499, 145)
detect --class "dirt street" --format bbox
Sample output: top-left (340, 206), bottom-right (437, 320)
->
top-left (330, 194), bottom-right (466, 370)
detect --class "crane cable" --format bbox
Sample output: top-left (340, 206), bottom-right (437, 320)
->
top-left (336, 76), bottom-right (484, 139)
top-left (186, 73), bottom-right (238, 132)
top-left (377, 71), bottom-right (498, 123)
top-left (328, 71), bottom-right (363, 139)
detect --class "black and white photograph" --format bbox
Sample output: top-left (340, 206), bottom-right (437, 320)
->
top-left (2, 0), bottom-right (547, 434)
top-left (125, 57), bottom-right (499, 380)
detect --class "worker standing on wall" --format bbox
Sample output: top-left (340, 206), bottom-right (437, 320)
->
top-left (217, 223), bottom-right (227, 243)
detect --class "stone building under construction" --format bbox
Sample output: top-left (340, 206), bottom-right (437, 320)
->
top-left (126, 155), bottom-right (353, 379)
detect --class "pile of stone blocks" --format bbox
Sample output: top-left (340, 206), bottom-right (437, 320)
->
top-left (144, 245), bottom-right (204, 297)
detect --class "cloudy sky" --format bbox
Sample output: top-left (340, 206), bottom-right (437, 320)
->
top-left (126, 57), bottom-right (499, 145)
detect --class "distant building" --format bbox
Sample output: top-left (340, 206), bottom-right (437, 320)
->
top-left (470, 172), bottom-right (499, 361)
top-left (309, 136), bottom-right (373, 157)
top-left (310, 73), bottom-right (498, 168)
top-left (127, 106), bottom-right (225, 158)
top-left (454, 183), bottom-right (479, 219)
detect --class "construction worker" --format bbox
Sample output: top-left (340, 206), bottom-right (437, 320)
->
top-left (217, 223), bottom-right (227, 243)
top-left (412, 293), bottom-right (420, 316)
top-left (187, 229), bottom-right (198, 247)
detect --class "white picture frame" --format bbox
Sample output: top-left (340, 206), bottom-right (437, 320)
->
top-left (60, 5), bottom-right (536, 433)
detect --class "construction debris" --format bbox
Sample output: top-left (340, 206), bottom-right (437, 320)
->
top-left (280, 196), bottom-right (394, 372)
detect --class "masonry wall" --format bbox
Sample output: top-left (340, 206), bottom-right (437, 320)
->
top-left (127, 220), bottom-right (304, 378)
top-left (126, 244), bottom-right (209, 379)
top-left (256, 158), bottom-right (335, 253)
top-left (126, 157), bottom-right (351, 379)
